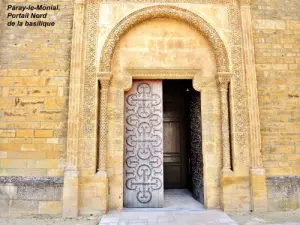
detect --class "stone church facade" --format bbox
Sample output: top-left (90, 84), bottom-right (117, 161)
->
top-left (0, 0), bottom-right (299, 217)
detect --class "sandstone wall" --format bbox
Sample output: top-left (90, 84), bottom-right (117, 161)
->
top-left (0, 0), bottom-right (299, 216)
top-left (251, 0), bottom-right (300, 211)
top-left (0, 0), bottom-right (73, 215)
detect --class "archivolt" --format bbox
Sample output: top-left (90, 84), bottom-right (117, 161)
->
top-left (99, 5), bottom-right (230, 73)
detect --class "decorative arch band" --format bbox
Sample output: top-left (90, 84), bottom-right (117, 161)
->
top-left (99, 5), bottom-right (230, 73)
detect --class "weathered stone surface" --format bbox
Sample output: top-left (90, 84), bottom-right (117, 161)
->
top-left (38, 201), bottom-right (62, 215)
top-left (17, 185), bottom-right (62, 201)
top-left (0, 176), bottom-right (64, 186)
top-left (0, 177), bottom-right (63, 215)
top-left (0, 186), bottom-right (17, 200)
top-left (267, 176), bottom-right (300, 211)
top-left (10, 200), bottom-right (38, 214)
top-left (0, 199), bottom-right (9, 214)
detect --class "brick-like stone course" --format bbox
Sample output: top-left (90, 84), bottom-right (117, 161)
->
top-left (0, 0), bottom-right (72, 177)
top-left (252, 0), bottom-right (300, 176)
top-left (0, 1), bottom-right (73, 70)
top-left (251, 0), bottom-right (300, 210)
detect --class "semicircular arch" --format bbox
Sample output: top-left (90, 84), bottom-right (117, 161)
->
top-left (99, 5), bottom-right (230, 73)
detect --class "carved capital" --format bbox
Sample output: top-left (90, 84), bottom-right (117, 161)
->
top-left (218, 72), bottom-right (232, 91)
top-left (98, 72), bottom-right (112, 78)
top-left (75, 0), bottom-right (86, 5)
top-left (100, 78), bottom-right (111, 90)
top-left (239, 0), bottom-right (251, 6)
top-left (98, 72), bottom-right (112, 90)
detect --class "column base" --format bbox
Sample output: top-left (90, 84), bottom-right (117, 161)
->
top-left (63, 169), bottom-right (79, 218)
top-left (221, 168), bottom-right (234, 212)
top-left (96, 170), bottom-right (109, 213)
top-left (96, 170), bottom-right (107, 178)
top-left (250, 168), bottom-right (267, 212)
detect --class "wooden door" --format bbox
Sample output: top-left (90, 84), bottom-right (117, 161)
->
top-left (163, 80), bottom-right (189, 189)
top-left (124, 80), bottom-right (163, 208)
top-left (189, 90), bottom-right (204, 204)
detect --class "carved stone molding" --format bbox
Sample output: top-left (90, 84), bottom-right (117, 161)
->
top-left (99, 5), bottom-right (230, 73)
top-left (124, 68), bottom-right (204, 91)
top-left (98, 77), bottom-right (111, 172)
top-left (238, 0), bottom-right (250, 6)
top-left (228, 3), bottom-right (249, 166)
top-left (98, 72), bottom-right (112, 78)
top-left (82, 2), bottom-right (99, 168)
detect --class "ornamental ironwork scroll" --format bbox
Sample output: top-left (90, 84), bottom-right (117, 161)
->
top-left (189, 90), bottom-right (204, 204)
top-left (124, 81), bottom-right (163, 208)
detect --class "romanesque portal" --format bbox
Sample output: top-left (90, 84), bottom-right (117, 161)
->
top-left (1, 0), bottom-right (299, 218)
top-left (62, 4), bottom-right (266, 216)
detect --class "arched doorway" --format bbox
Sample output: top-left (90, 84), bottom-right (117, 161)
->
top-left (102, 11), bottom-right (228, 209)
top-left (63, 2), bottom-right (265, 217)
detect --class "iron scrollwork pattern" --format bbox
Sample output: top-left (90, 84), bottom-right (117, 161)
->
top-left (189, 91), bottom-right (204, 204)
top-left (125, 82), bottom-right (163, 206)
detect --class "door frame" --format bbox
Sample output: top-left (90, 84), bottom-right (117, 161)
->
top-left (120, 68), bottom-right (223, 209)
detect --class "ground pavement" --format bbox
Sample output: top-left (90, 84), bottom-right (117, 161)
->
top-left (99, 209), bottom-right (237, 225)
top-left (99, 189), bottom-right (236, 225)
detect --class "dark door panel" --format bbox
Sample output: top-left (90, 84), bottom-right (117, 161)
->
top-left (163, 80), bottom-right (190, 189)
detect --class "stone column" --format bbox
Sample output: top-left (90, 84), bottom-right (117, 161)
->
top-left (97, 76), bottom-right (111, 174)
top-left (240, 0), bottom-right (267, 212)
top-left (218, 74), bottom-right (232, 171)
top-left (218, 73), bottom-right (234, 211)
top-left (95, 74), bottom-right (111, 213)
top-left (62, 0), bottom-right (85, 218)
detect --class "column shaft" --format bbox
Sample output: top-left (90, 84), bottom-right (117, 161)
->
top-left (240, 1), bottom-right (267, 212)
top-left (219, 81), bottom-right (231, 170)
top-left (241, 1), bottom-right (263, 169)
top-left (98, 79), bottom-right (110, 172)
top-left (63, 1), bottom-right (85, 218)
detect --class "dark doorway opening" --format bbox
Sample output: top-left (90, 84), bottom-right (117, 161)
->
top-left (163, 80), bottom-right (204, 204)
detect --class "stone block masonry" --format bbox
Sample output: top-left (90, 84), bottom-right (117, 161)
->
top-left (0, 69), bottom-right (69, 177)
top-left (0, 176), bottom-right (63, 215)
top-left (251, 0), bottom-right (300, 211)
top-left (0, 0), bottom-right (72, 215)
top-left (0, 0), bottom-right (73, 215)
top-left (0, 0), bottom-right (73, 178)
top-left (0, 0), bottom-right (299, 217)
top-left (1, 0), bottom-right (73, 69)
